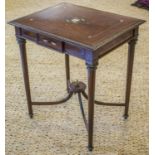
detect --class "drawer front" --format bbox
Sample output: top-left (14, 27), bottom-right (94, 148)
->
top-left (38, 35), bottom-right (62, 52)
top-left (21, 29), bottom-right (36, 41)
top-left (65, 44), bottom-right (85, 59)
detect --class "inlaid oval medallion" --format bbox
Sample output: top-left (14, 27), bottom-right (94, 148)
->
top-left (65, 17), bottom-right (86, 24)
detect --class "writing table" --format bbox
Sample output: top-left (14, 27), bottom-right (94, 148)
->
top-left (9, 2), bottom-right (145, 151)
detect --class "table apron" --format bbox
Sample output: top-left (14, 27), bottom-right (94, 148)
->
top-left (96, 29), bottom-right (134, 58)
top-left (15, 27), bottom-right (135, 62)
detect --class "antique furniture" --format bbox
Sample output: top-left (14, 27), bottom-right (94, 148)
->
top-left (8, 2), bottom-right (145, 151)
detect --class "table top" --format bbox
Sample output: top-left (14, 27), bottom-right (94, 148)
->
top-left (9, 2), bottom-right (144, 50)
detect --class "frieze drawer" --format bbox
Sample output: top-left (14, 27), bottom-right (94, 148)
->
top-left (38, 35), bottom-right (62, 52)
top-left (21, 29), bottom-right (36, 41)
top-left (65, 43), bottom-right (85, 59)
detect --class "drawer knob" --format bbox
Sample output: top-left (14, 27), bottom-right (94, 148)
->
top-left (50, 41), bottom-right (57, 46)
top-left (43, 39), bottom-right (48, 43)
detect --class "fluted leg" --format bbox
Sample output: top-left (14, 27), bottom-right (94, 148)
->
top-left (86, 61), bottom-right (98, 151)
top-left (124, 38), bottom-right (137, 119)
top-left (17, 37), bottom-right (33, 118)
top-left (65, 54), bottom-right (70, 93)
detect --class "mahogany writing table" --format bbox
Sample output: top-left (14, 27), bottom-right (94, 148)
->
top-left (8, 2), bottom-right (145, 151)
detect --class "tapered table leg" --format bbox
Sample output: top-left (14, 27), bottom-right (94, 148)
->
top-left (86, 62), bottom-right (98, 151)
top-left (65, 54), bottom-right (70, 93)
top-left (17, 37), bottom-right (33, 118)
top-left (124, 37), bottom-right (137, 119)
